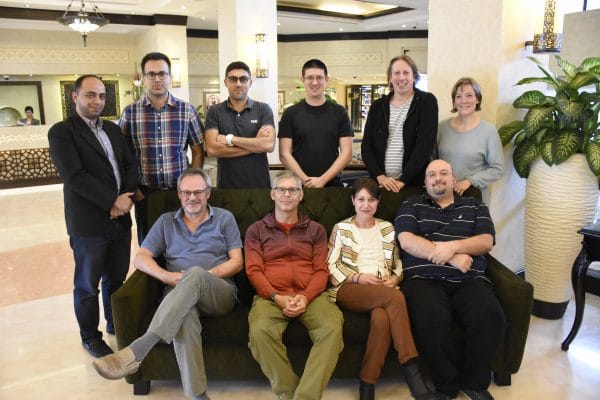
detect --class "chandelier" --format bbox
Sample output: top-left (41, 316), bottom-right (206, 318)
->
top-left (57, 1), bottom-right (109, 47)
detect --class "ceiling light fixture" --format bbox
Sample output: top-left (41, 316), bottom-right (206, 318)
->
top-left (57, 0), bottom-right (109, 47)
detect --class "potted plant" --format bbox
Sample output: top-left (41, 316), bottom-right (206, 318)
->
top-left (499, 55), bottom-right (600, 177)
top-left (498, 55), bottom-right (600, 319)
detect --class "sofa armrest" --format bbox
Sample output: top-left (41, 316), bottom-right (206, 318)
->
top-left (112, 269), bottom-right (165, 350)
top-left (485, 255), bottom-right (534, 374)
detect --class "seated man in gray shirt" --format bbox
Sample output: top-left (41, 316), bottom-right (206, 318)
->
top-left (92, 168), bottom-right (243, 400)
top-left (204, 61), bottom-right (275, 188)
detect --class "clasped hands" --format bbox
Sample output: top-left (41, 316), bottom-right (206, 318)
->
top-left (110, 192), bottom-right (134, 219)
top-left (428, 241), bottom-right (473, 273)
top-left (275, 294), bottom-right (308, 318)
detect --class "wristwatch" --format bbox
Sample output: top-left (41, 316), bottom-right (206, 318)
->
top-left (269, 291), bottom-right (278, 302)
top-left (225, 134), bottom-right (235, 147)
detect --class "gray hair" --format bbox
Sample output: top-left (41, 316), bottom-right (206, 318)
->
top-left (177, 168), bottom-right (212, 190)
top-left (271, 170), bottom-right (303, 188)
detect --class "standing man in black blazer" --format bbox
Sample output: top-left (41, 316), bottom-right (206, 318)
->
top-left (49, 75), bottom-right (139, 358)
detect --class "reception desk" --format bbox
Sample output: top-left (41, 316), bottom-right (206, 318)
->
top-left (0, 125), bottom-right (60, 189)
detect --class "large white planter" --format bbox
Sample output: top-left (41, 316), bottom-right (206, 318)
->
top-left (525, 155), bottom-right (599, 319)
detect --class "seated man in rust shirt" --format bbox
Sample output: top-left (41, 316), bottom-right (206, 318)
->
top-left (245, 170), bottom-right (344, 400)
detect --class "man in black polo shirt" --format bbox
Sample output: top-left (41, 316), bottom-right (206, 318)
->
top-left (204, 61), bottom-right (275, 188)
top-left (395, 159), bottom-right (505, 400)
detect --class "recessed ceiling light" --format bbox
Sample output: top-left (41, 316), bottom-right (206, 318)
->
top-left (130, 11), bottom-right (135, 14)
top-left (339, 28), bottom-right (344, 31)
top-left (402, 24), bottom-right (407, 28)
top-left (181, 6), bottom-right (187, 11)
top-left (201, 17), bottom-right (206, 20)
top-left (25, 4), bottom-right (30, 8)
top-left (277, 22), bottom-right (281, 26)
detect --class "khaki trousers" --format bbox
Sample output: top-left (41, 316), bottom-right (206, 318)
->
top-left (149, 267), bottom-right (235, 396)
top-left (248, 293), bottom-right (344, 400)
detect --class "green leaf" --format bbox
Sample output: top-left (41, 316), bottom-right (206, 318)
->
top-left (585, 142), bottom-right (600, 176)
top-left (513, 141), bottom-right (539, 178)
top-left (567, 71), bottom-right (599, 91)
top-left (552, 131), bottom-right (581, 164)
top-left (524, 107), bottom-right (554, 133)
top-left (513, 90), bottom-right (549, 108)
top-left (515, 77), bottom-right (556, 87)
top-left (498, 120), bottom-right (524, 146)
top-left (590, 65), bottom-right (600, 75)
top-left (514, 131), bottom-right (528, 146)
top-left (556, 92), bottom-right (585, 119)
top-left (556, 56), bottom-right (578, 78)
top-left (539, 135), bottom-right (554, 165)
top-left (580, 57), bottom-right (600, 72)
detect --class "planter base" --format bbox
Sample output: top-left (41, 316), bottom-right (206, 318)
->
top-left (532, 299), bottom-right (569, 319)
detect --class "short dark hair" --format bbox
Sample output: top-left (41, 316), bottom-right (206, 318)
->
top-left (351, 178), bottom-right (381, 199)
top-left (177, 168), bottom-right (212, 190)
top-left (24, 106), bottom-right (34, 113)
top-left (73, 74), bottom-right (103, 92)
top-left (302, 59), bottom-right (328, 77)
top-left (141, 52), bottom-right (171, 74)
top-left (451, 77), bottom-right (483, 113)
top-left (225, 61), bottom-right (251, 78)
top-left (387, 55), bottom-right (420, 91)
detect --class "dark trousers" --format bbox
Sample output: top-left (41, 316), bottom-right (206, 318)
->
top-left (401, 278), bottom-right (506, 396)
top-left (70, 223), bottom-right (131, 342)
top-left (336, 283), bottom-right (419, 384)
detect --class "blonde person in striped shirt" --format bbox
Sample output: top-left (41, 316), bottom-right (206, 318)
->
top-left (361, 55), bottom-right (438, 192)
top-left (327, 178), bottom-right (435, 400)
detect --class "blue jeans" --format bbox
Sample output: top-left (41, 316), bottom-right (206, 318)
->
top-left (70, 223), bottom-right (131, 342)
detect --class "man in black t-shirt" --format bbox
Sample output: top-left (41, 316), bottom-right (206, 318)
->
top-left (278, 59), bottom-right (353, 187)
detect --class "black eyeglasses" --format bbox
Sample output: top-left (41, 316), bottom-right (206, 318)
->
top-left (273, 187), bottom-right (302, 196)
top-left (179, 189), bottom-right (209, 198)
top-left (144, 71), bottom-right (170, 79)
top-left (227, 75), bottom-right (250, 84)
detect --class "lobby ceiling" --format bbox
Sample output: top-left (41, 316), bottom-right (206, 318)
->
top-left (0, 0), bottom-right (429, 35)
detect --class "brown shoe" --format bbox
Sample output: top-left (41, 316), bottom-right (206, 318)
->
top-left (92, 347), bottom-right (140, 380)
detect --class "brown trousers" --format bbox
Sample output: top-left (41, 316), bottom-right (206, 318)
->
top-left (336, 283), bottom-right (419, 384)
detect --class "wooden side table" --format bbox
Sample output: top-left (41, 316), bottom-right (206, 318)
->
top-left (561, 223), bottom-right (600, 350)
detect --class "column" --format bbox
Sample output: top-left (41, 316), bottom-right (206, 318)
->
top-left (217, 0), bottom-right (279, 163)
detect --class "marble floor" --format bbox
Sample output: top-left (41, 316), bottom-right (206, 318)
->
top-left (1, 185), bottom-right (599, 399)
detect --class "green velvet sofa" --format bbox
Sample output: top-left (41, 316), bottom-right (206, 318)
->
top-left (112, 186), bottom-right (534, 395)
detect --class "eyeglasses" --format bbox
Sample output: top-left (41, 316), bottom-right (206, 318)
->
top-left (273, 187), bottom-right (302, 196)
top-left (425, 170), bottom-right (452, 179)
top-left (179, 189), bottom-right (209, 198)
top-left (227, 75), bottom-right (250, 84)
top-left (144, 71), bottom-right (170, 79)
top-left (303, 75), bottom-right (326, 83)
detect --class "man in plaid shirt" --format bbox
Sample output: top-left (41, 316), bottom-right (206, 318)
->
top-left (120, 52), bottom-right (204, 243)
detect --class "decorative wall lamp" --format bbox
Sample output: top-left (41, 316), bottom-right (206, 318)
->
top-left (171, 57), bottom-right (182, 88)
top-left (57, 0), bottom-right (109, 47)
top-left (533, 0), bottom-right (562, 53)
top-left (255, 33), bottom-right (269, 78)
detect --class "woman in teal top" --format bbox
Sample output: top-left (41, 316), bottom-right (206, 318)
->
top-left (437, 77), bottom-right (503, 205)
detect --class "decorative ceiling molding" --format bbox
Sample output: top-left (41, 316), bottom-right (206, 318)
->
top-left (0, 48), bottom-right (129, 64)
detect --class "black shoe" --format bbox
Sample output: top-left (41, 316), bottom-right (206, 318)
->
top-left (436, 393), bottom-right (455, 400)
top-left (82, 338), bottom-right (114, 358)
top-left (402, 360), bottom-right (436, 400)
top-left (359, 380), bottom-right (374, 400)
top-left (106, 321), bottom-right (115, 335)
top-left (461, 389), bottom-right (494, 400)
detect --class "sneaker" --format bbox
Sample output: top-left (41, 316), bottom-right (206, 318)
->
top-left (92, 347), bottom-right (140, 380)
top-left (82, 339), bottom-right (113, 358)
top-left (461, 389), bottom-right (494, 400)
